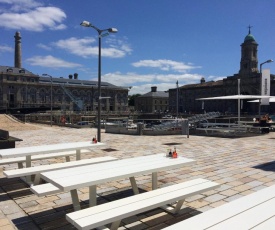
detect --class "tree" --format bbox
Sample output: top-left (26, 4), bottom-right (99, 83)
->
top-left (128, 94), bottom-right (141, 106)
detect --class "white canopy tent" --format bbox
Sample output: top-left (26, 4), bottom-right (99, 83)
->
top-left (196, 95), bottom-right (274, 101)
top-left (196, 95), bottom-right (274, 127)
top-left (248, 97), bottom-right (275, 103)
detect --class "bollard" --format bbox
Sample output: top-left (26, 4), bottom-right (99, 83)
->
top-left (137, 122), bottom-right (144, 135)
top-left (181, 120), bottom-right (189, 138)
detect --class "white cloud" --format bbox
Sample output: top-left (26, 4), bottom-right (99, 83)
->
top-left (53, 37), bottom-right (97, 58)
top-left (208, 75), bottom-right (225, 82)
top-left (132, 59), bottom-right (201, 73)
top-left (50, 23), bottom-right (66, 31)
top-left (26, 55), bottom-right (82, 68)
top-left (100, 71), bottom-right (204, 95)
top-left (106, 37), bottom-right (132, 54)
top-left (128, 83), bottom-right (171, 95)
top-left (0, 4), bottom-right (67, 31)
top-left (37, 43), bottom-right (52, 51)
top-left (52, 37), bottom-right (130, 58)
top-left (0, 45), bottom-right (13, 52)
top-left (0, 0), bottom-right (43, 12)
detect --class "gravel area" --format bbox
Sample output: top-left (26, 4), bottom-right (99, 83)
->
top-left (0, 114), bottom-right (41, 132)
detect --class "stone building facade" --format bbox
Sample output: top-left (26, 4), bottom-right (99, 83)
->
top-left (169, 29), bottom-right (275, 115)
top-left (0, 32), bottom-right (129, 113)
top-left (135, 86), bottom-right (169, 113)
top-left (0, 67), bottom-right (129, 113)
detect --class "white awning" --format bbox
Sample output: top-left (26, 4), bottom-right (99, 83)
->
top-left (248, 97), bottom-right (275, 103)
top-left (196, 95), bottom-right (274, 101)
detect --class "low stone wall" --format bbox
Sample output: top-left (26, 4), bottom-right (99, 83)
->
top-left (105, 125), bottom-right (184, 136)
top-left (143, 129), bottom-right (181, 135)
top-left (105, 126), bottom-right (137, 135)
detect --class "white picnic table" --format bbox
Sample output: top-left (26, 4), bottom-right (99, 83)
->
top-left (163, 184), bottom-right (275, 230)
top-left (0, 141), bottom-right (105, 163)
top-left (0, 141), bottom-right (105, 182)
top-left (40, 154), bottom-right (195, 211)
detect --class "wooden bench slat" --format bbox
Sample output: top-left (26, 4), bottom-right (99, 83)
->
top-left (4, 156), bottom-right (118, 178)
top-left (0, 149), bottom-right (91, 165)
top-left (66, 178), bottom-right (220, 230)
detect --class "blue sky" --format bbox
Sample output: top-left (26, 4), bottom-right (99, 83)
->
top-left (0, 0), bottom-right (275, 95)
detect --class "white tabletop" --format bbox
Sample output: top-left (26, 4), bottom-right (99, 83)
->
top-left (41, 154), bottom-right (195, 191)
top-left (163, 184), bottom-right (275, 230)
top-left (0, 141), bottom-right (105, 158)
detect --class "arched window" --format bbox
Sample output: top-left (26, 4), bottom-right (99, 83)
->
top-left (39, 89), bottom-right (46, 103)
top-left (253, 48), bottom-right (256, 57)
top-left (30, 88), bottom-right (37, 103)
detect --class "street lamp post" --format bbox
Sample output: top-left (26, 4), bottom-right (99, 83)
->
top-left (43, 74), bottom-right (53, 127)
top-left (176, 80), bottom-right (179, 118)
top-left (80, 20), bottom-right (118, 142)
top-left (259, 59), bottom-right (273, 116)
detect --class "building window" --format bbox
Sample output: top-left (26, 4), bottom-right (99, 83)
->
top-left (41, 95), bottom-right (46, 103)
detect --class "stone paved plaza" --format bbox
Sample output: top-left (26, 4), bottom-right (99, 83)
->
top-left (0, 124), bottom-right (275, 229)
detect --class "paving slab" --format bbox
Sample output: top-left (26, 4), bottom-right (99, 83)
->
top-left (0, 124), bottom-right (274, 229)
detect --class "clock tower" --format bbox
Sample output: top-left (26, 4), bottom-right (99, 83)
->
top-left (239, 26), bottom-right (258, 76)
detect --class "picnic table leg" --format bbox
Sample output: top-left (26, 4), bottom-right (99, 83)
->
top-left (129, 177), bottom-right (139, 194)
top-left (76, 149), bottom-right (81, 160)
top-left (152, 172), bottom-right (158, 190)
top-left (70, 189), bottom-right (81, 211)
top-left (65, 156), bottom-right (70, 162)
top-left (26, 155), bottom-right (31, 182)
top-left (89, 185), bottom-right (97, 207)
top-left (110, 220), bottom-right (121, 230)
top-left (172, 199), bottom-right (185, 214)
top-left (162, 199), bottom-right (185, 214)
top-left (33, 174), bottom-right (42, 185)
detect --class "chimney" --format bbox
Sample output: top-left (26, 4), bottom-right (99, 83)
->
top-left (69, 74), bottom-right (73, 79)
top-left (151, 86), bottom-right (157, 92)
top-left (74, 73), bottom-right (78, 79)
top-left (200, 77), bottom-right (205, 84)
top-left (14, 31), bottom-right (22, 68)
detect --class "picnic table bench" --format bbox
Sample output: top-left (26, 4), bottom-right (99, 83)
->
top-left (163, 184), bottom-right (275, 229)
top-left (4, 156), bottom-right (117, 185)
top-left (0, 149), bottom-right (91, 169)
top-left (0, 141), bottom-right (105, 182)
top-left (34, 154), bottom-right (196, 211)
top-left (0, 141), bottom-right (105, 167)
top-left (66, 178), bottom-right (220, 230)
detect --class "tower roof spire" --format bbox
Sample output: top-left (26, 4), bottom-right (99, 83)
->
top-left (248, 24), bottom-right (253, 34)
top-left (244, 25), bottom-right (256, 42)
